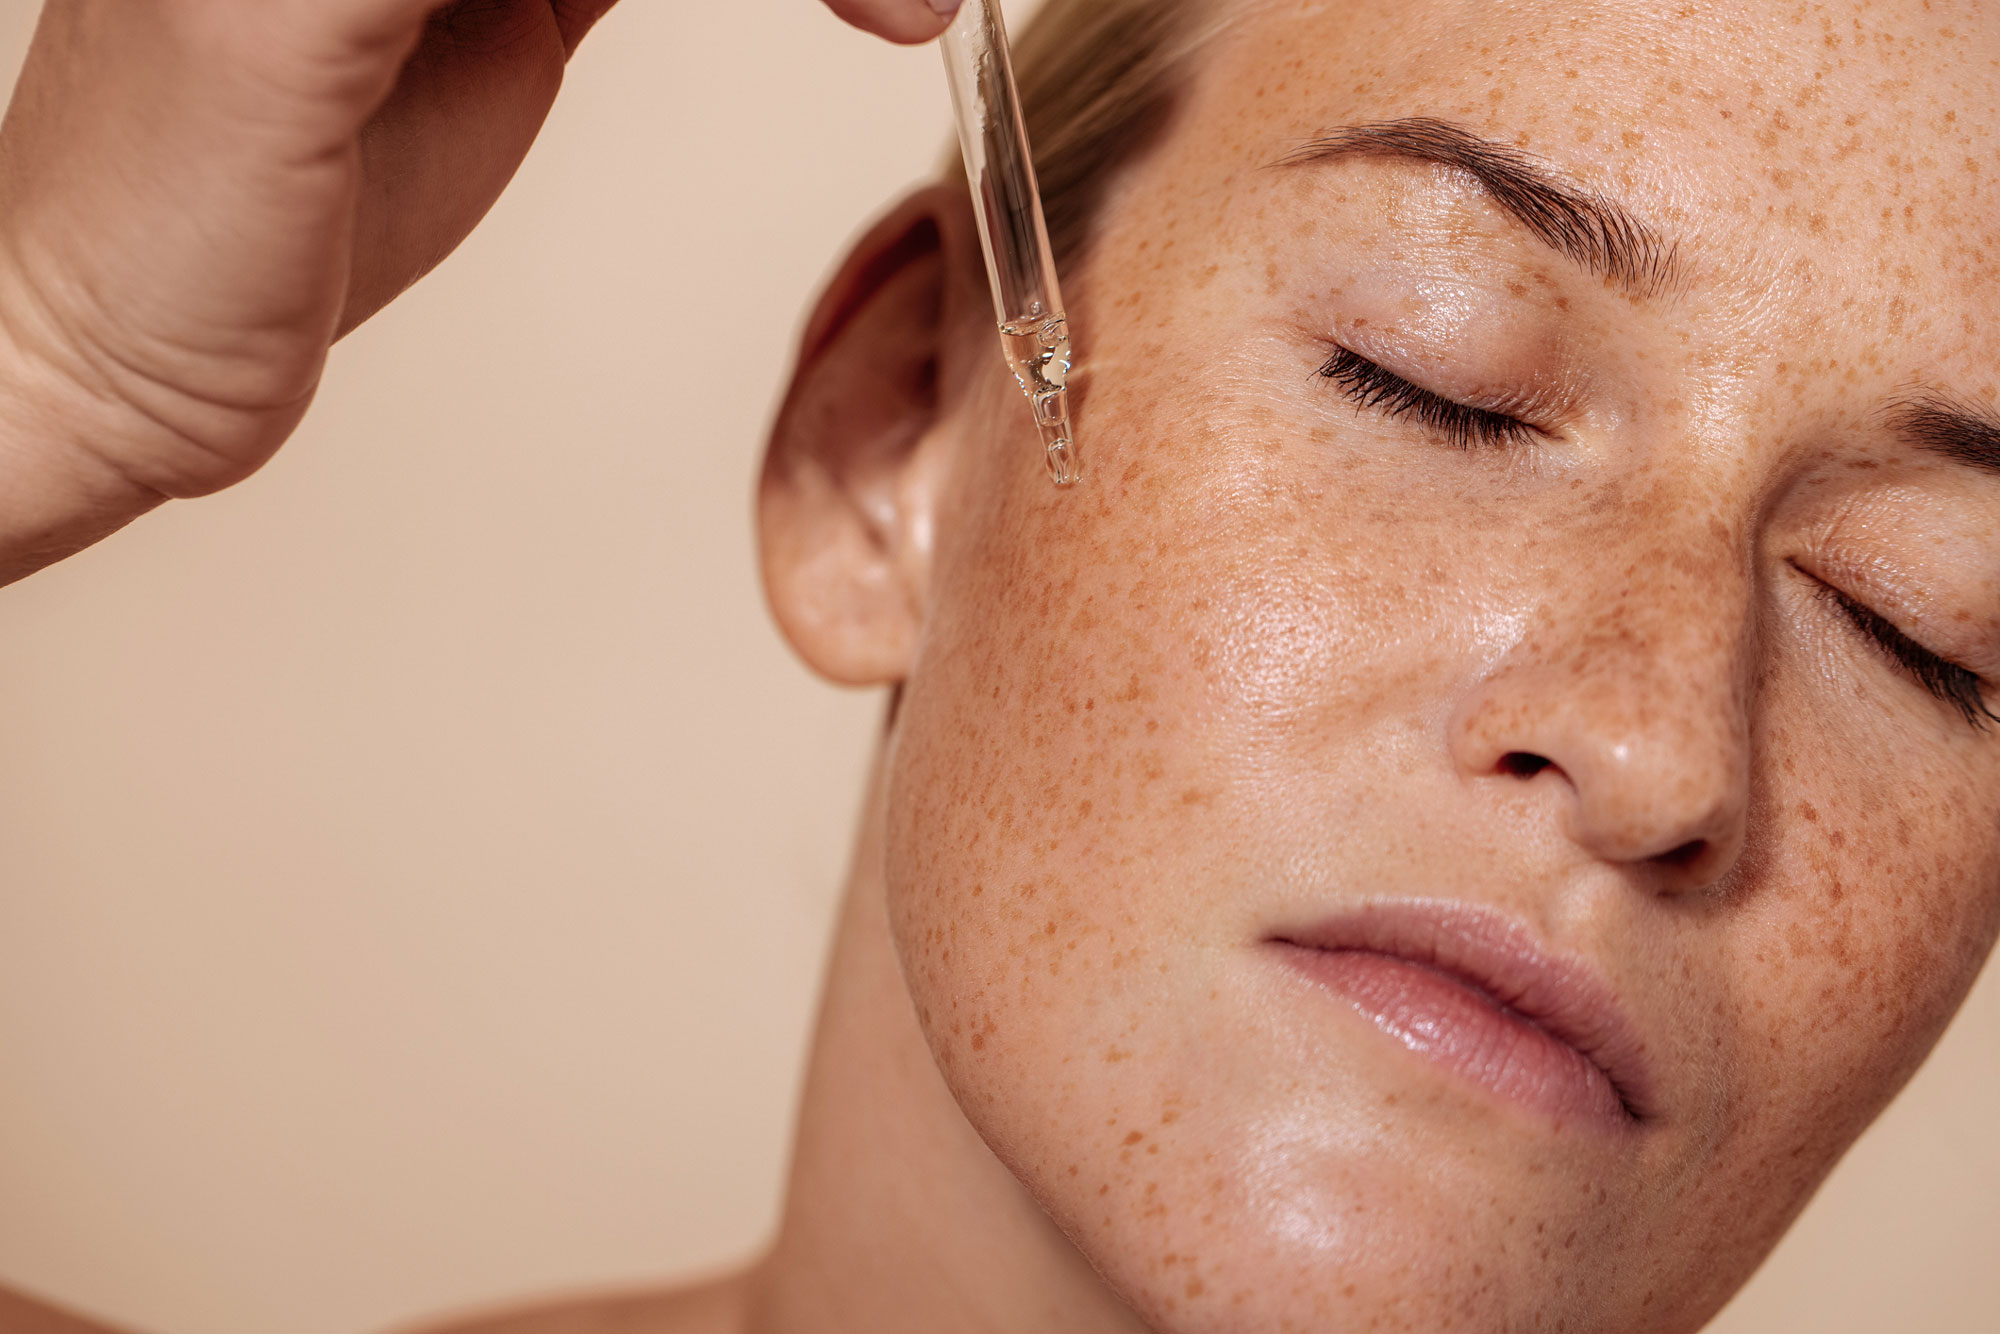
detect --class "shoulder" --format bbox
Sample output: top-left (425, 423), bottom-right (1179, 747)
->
top-left (405, 1273), bottom-right (751, 1334)
top-left (0, 1285), bottom-right (136, 1334)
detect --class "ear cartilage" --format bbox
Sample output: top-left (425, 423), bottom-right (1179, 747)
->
top-left (940, 0), bottom-right (1079, 487)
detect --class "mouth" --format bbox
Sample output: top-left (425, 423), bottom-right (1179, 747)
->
top-left (1268, 901), bottom-right (1657, 1130)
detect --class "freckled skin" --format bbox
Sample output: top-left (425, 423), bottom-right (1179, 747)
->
top-left (883, 2), bottom-right (2000, 1332)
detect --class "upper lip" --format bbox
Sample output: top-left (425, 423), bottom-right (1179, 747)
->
top-left (1268, 900), bottom-right (1659, 1122)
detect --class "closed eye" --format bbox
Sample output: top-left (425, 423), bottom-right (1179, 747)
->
top-left (1316, 347), bottom-right (1540, 450)
top-left (1816, 582), bottom-right (1997, 732)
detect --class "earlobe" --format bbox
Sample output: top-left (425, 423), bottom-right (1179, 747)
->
top-left (758, 187), bottom-right (976, 687)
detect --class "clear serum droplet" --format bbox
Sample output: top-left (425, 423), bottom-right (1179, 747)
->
top-left (1001, 314), bottom-right (1078, 485)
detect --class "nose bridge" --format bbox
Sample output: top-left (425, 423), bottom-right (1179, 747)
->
top-left (1557, 556), bottom-right (1749, 784)
top-left (1570, 530), bottom-right (1749, 731)
top-left (1455, 513), bottom-right (1754, 877)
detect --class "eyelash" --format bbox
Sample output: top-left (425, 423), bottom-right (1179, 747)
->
top-left (1316, 347), bottom-right (1539, 450)
top-left (1817, 583), bottom-right (1997, 731)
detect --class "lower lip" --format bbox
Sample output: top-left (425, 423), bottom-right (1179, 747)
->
top-left (1278, 945), bottom-right (1632, 1129)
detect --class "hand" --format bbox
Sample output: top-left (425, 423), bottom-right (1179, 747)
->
top-left (0, 0), bottom-right (955, 588)
top-left (0, 0), bottom-right (622, 584)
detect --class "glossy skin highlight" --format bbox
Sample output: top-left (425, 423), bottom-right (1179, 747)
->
top-left (878, 2), bottom-right (2000, 1330)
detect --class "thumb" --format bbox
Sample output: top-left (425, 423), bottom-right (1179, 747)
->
top-left (553, 0), bottom-right (623, 55)
top-left (821, 0), bottom-right (964, 46)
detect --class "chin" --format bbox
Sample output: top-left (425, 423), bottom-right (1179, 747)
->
top-left (1016, 1088), bottom-right (1646, 1333)
top-left (907, 916), bottom-right (1675, 1334)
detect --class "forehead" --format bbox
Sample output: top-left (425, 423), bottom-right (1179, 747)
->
top-left (1147, 0), bottom-right (2000, 381)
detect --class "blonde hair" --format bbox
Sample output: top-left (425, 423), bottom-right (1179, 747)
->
top-left (997, 0), bottom-right (1214, 267)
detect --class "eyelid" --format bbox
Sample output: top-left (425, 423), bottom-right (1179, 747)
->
top-left (1315, 345), bottom-right (1543, 450)
top-left (1808, 576), bottom-right (1997, 731)
top-left (1319, 304), bottom-right (1588, 422)
top-left (1809, 501), bottom-right (2000, 678)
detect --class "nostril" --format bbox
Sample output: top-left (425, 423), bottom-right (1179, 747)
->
top-left (1657, 839), bottom-right (1706, 869)
top-left (1498, 751), bottom-right (1553, 779)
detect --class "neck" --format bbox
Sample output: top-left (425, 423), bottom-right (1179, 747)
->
top-left (744, 752), bottom-right (1150, 1334)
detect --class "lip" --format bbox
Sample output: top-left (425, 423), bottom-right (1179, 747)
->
top-left (1268, 901), bottom-right (1657, 1129)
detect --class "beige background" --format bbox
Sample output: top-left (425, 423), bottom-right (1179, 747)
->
top-left (0, 3), bottom-right (1993, 1332)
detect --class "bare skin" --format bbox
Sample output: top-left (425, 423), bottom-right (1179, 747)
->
top-left (0, 1286), bottom-right (124, 1334)
top-left (8, 1), bottom-right (2000, 1332)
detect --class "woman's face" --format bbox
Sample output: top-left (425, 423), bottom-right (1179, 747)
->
top-left (881, 1), bottom-right (2000, 1329)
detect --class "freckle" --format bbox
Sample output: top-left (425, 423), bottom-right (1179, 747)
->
top-left (1186, 1279), bottom-right (1206, 1298)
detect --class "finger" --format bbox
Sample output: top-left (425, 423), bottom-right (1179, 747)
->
top-left (551, 0), bottom-right (621, 56)
top-left (820, 0), bottom-right (962, 46)
top-left (342, 2), bottom-right (567, 330)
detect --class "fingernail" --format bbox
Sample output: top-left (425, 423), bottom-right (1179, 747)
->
top-left (928, 0), bottom-right (965, 18)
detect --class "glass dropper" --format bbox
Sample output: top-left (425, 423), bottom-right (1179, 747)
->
top-left (939, 0), bottom-right (1079, 486)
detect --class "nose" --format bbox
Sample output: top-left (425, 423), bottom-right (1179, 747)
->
top-left (1448, 578), bottom-right (1753, 892)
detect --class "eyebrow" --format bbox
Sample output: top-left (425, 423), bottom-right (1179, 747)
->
top-left (1889, 392), bottom-right (2000, 477)
top-left (1279, 117), bottom-right (1680, 296)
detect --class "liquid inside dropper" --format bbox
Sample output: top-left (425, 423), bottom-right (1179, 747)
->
top-left (999, 313), bottom-right (1078, 485)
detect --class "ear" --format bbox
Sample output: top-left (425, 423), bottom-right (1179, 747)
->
top-left (758, 185), bottom-right (981, 686)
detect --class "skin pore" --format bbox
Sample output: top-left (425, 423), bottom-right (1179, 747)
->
top-left (4, 0), bottom-right (1998, 1331)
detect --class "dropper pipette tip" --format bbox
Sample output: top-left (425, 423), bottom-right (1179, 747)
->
top-left (939, 0), bottom-right (1080, 486)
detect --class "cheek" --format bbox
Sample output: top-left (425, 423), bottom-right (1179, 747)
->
top-left (1778, 700), bottom-right (1999, 1079)
top-left (883, 335), bottom-right (1479, 1063)
top-left (1754, 771), bottom-right (2000, 1107)
top-left (880, 499), bottom-right (1263, 1326)
top-left (882, 370), bottom-right (1278, 1115)
top-left (1667, 703), bottom-right (2000, 1261)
